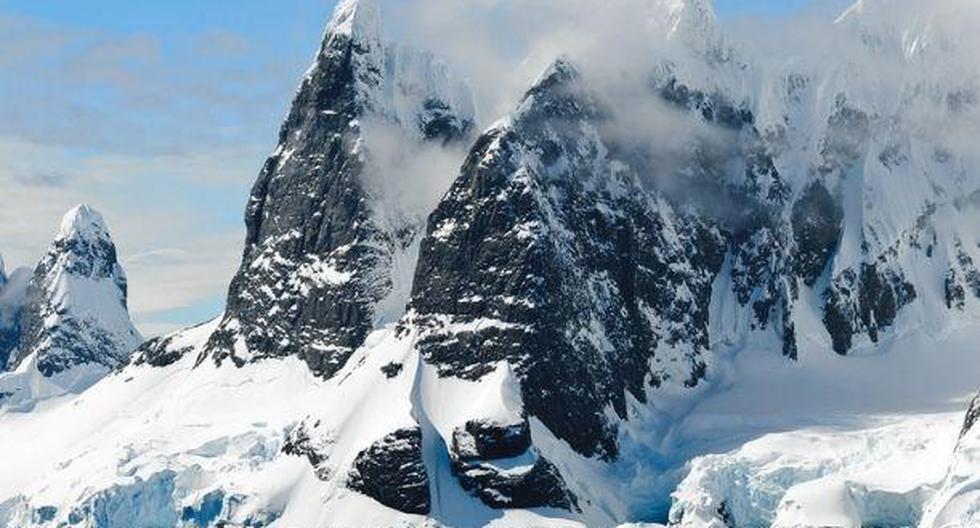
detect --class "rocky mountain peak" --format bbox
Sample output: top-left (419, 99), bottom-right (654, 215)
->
top-left (4, 204), bottom-right (140, 384)
top-left (326, 0), bottom-right (381, 42)
top-left (57, 204), bottom-right (111, 245)
top-left (199, 0), bottom-right (474, 379)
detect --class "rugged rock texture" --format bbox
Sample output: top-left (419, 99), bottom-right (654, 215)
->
top-left (448, 419), bottom-right (578, 511)
top-left (453, 455), bottom-right (578, 511)
top-left (791, 181), bottom-right (844, 285)
top-left (9, 205), bottom-right (141, 376)
top-left (823, 260), bottom-right (916, 354)
top-left (202, 0), bottom-right (473, 379)
top-left (347, 427), bottom-right (430, 515)
top-left (962, 392), bottom-right (980, 439)
top-left (130, 321), bottom-right (216, 369)
top-left (451, 420), bottom-right (531, 461)
top-left (407, 60), bottom-right (726, 460)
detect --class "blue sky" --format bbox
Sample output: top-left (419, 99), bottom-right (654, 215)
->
top-left (0, 0), bottom-right (846, 335)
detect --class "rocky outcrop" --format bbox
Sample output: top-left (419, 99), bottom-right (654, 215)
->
top-left (347, 427), bottom-right (430, 515)
top-left (823, 260), bottom-right (916, 354)
top-left (962, 392), bottom-right (980, 439)
top-left (449, 419), bottom-right (578, 511)
top-left (791, 181), bottom-right (843, 286)
top-left (451, 420), bottom-right (531, 461)
top-left (453, 455), bottom-right (578, 511)
top-left (10, 205), bottom-right (141, 376)
top-left (202, 0), bottom-right (473, 379)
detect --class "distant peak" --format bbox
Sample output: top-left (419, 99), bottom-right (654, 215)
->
top-left (58, 204), bottom-right (110, 242)
top-left (658, 0), bottom-right (718, 37)
top-left (327, 0), bottom-right (382, 40)
top-left (534, 56), bottom-right (580, 87)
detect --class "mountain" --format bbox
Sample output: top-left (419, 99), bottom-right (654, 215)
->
top-left (1, 0), bottom-right (979, 526)
top-left (0, 205), bottom-right (142, 411)
top-left (197, 0), bottom-right (474, 379)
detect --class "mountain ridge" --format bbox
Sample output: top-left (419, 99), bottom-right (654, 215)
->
top-left (1, 0), bottom-right (980, 526)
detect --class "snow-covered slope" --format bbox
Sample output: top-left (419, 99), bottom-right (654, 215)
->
top-left (1, 0), bottom-right (980, 526)
top-left (0, 205), bottom-right (142, 411)
top-left (919, 390), bottom-right (980, 528)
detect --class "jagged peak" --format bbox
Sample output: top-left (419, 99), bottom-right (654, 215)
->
top-left (658, 0), bottom-right (718, 39)
top-left (326, 0), bottom-right (382, 42)
top-left (531, 56), bottom-right (581, 90)
top-left (57, 204), bottom-right (111, 243)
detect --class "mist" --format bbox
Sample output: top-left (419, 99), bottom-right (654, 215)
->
top-left (373, 0), bottom-right (980, 229)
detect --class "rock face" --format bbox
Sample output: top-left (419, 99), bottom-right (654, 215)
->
top-left (202, 0), bottom-right (474, 379)
top-left (11, 205), bottom-right (141, 376)
top-left (449, 419), bottom-right (578, 511)
top-left (791, 181), bottom-right (843, 285)
top-left (823, 261), bottom-right (917, 354)
top-left (408, 60), bottom-right (725, 460)
top-left (347, 428), bottom-right (430, 515)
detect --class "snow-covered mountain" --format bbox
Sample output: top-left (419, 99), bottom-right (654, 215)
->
top-left (199, 0), bottom-right (474, 379)
top-left (0, 205), bottom-right (142, 411)
top-left (1, 0), bottom-right (979, 526)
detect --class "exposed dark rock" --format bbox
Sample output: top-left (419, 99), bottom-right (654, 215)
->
top-left (955, 242), bottom-right (980, 299)
top-left (446, 418), bottom-right (577, 511)
top-left (824, 262), bottom-right (916, 354)
top-left (407, 60), bottom-right (725, 459)
top-left (380, 361), bottom-right (403, 378)
top-left (131, 335), bottom-right (192, 369)
top-left (962, 392), bottom-right (980, 439)
top-left (792, 181), bottom-right (843, 286)
top-left (946, 269), bottom-right (966, 310)
top-left (717, 501), bottom-right (737, 528)
top-left (659, 78), bottom-right (753, 131)
top-left (32, 506), bottom-right (57, 524)
top-left (452, 455), bottom-right (578, 512)
top-left (451, 419), bottom-right (531, 462)
top-left (202, 0), bottom-right (472, 380)
top-left (347, 427), bottom-right (430, 515)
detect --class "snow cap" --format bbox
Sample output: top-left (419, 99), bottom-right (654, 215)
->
top-left (327, 0), bottom-right (382, 40)
top-left (58, 204), bottom-right (110, 242)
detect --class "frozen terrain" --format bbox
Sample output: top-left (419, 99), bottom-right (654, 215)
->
top-left (2, 0), bottom-right (980, 526)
